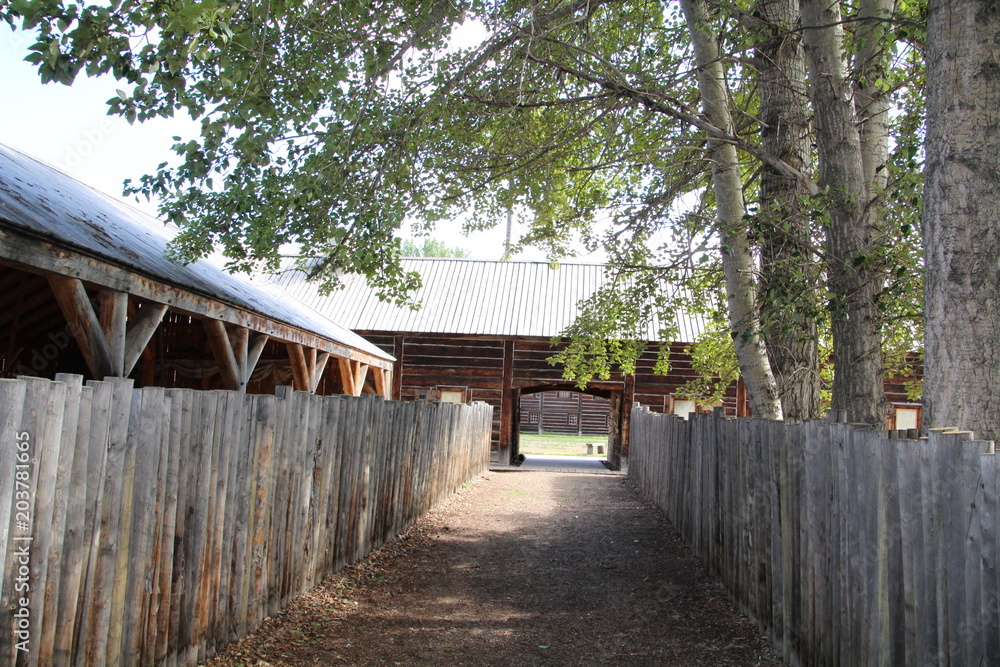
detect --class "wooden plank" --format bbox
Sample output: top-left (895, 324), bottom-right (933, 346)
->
top-left (177, 390), bottom-right (217, 665)
top-left (207, 391), bottom-right (240, 658)
top-left (52, 378), bottom-right (93, 664)
top-left (151, 388), bottom-right (184, 664)
top-left (223, 392), bottom-right (254, 646)
top-left (917, 435), bottom-right (942, 663)
top-left (897, 435), bottom-right (925, 665)
top-left (0, 378), bottom-right (26, 616)
top-left (141, 387), bottom-right (173, 664)
top-left (980, 453), bottom-right (1000, 664)
top-left (198, 390), bottom-right (233, 662)
top-left (119, 386), bottom-right (166, 664)
top-left (2, 377), bottom-right (67, 667)
top-left (79, 378), bottom-right (134, 665)
top-left (246, 394), bottom-right (277, 633)
top-left (962, 440), bottom-right (992, 667)
top-left (165, 389), bottom-right (194, 667)
top-left (103, 383), bottom-right (144, 666)
top-left (37, 375), bottom-right (83, 666)
top-left (48, 275), bottom-right (115, 378)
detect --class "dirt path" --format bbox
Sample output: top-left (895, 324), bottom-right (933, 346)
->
top-left (206, 471), bottom-right (783, 666)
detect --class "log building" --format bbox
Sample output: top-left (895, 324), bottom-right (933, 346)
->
top-left (272, 258), bottom-right (724, 466)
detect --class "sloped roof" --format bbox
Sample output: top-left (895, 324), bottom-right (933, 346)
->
top-left (270, 258), bottom-right (704, 342)
top-left (0, 144), bottom-right (392, 363)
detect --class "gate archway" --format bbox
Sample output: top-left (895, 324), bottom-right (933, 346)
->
top-left (506, 382), bottom-right (629, 469)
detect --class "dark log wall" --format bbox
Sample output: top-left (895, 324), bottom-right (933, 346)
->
top-left (357, 331), bottom-right (708, 461)
top-left (519, 392), bottom-right (611, 436)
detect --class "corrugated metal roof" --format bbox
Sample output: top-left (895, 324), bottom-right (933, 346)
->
top-left (0, 144), bottom-right (392, 362)
top-left (271, 258), bottom-right (705, 342)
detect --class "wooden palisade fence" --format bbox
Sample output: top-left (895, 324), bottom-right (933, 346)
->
top-left (630, 406), bottom-right (998, 666)
top-left (0, 374), bottom-right (492, 666)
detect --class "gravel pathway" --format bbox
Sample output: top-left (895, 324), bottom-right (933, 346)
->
top-left (205, 470), bottom-right (783, 666)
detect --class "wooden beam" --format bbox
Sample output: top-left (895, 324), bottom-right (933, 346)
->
top-left (230, 325), bottom-right (249, 376)
top-left (354, 362), bottom-right (369, 396)
top-left (47, 276), bottom-right (115, 378)
top-left (203, 319), bottom-right (241, 391)
top-left (246, 333), bottom-right (269, 384)
top-left (338, 358), bottom-right (355, 395)
top-left (123, 304), bottom-right (168, 376)
top-left (286, 342), bottom-right (310, 392)
top-left (372, 367), bottom-right (392, 399)
top-left (499, 339), bottom-right (515, 461)
top-left (309, 352), bottom-right (331, 393)
top-left (392, 335), bottom-right (404, 400)
top-left (338, 358), bottom-right (368, 396)
top-left (98, 290), bottom-right (128, 376)
top-left (0, 227), bottom-right (394, 370)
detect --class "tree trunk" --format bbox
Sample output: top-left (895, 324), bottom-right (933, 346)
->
top-left (923, 0), bottom-right (1000, 440)
top-left (753, 0), bottom-right (822, 422)
top-left (852, 0), bottom-right (893, 198)
top-left (681, 0), bottom-right (783, 420)
top-left (800, 0), bottom-right (887, 426)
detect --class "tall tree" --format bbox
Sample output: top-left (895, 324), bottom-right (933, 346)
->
top-left (680, 0), bottom-right (782, 420)
top-left (752, 0), bottom-right (822, 421)
top-left (5, 0), bottom-right (923, 420)
top-left (923, 0), bottom-right (1000, 439)
top-left (800, 0), bottom-right (888, 426)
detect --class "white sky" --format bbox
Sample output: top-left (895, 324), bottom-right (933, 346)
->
top-left (0, 25), bottom-right (604, 263)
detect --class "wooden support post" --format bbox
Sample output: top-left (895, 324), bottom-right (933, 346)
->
top-left (354, 362), bottom-right (369, 394)
top-left (232, 325), bottom-right (249, 375)
top-left (499, 340), bottom-right (515, 463)
top-left (337, 358), bottom-right (367, 396)
top-left (372, 367), bottom-right (392, 399)
top-left (98, 290), bottom-right (127, 376)
top-left (204, 320), bottom-right (242, 390)
top-left (392, 335), bottom-right (404, 400)
top-left (49, 277), bottom-right (169, 381)
top-left (47, 276), bottom-right (116, 378)
top-left (204, 320), bottom-right (268, 391)
top-left (337, 358), bottom-right (355, 395)
top-left (286, 342), bottom-right (310, 392)
top-left (309, 352), bottom-right (330, 393)
top-left (123, 304), bottom-right (168, 376)
top-left (247, 333), bottom-right (269, 383)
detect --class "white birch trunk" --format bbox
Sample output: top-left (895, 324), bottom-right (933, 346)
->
top-left (681, 0), bottom-right (783, 420)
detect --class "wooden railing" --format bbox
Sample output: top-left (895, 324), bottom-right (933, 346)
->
top-left (0, 375), bottom-right (492, 666)
top-left (630, 407), bottom-right (996, 666)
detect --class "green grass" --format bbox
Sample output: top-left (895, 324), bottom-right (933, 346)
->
top-left (518, 433), bottom-right (609, 457)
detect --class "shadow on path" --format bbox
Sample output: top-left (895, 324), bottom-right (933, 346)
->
top-left (205, 472), bottom-right (782, 666)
